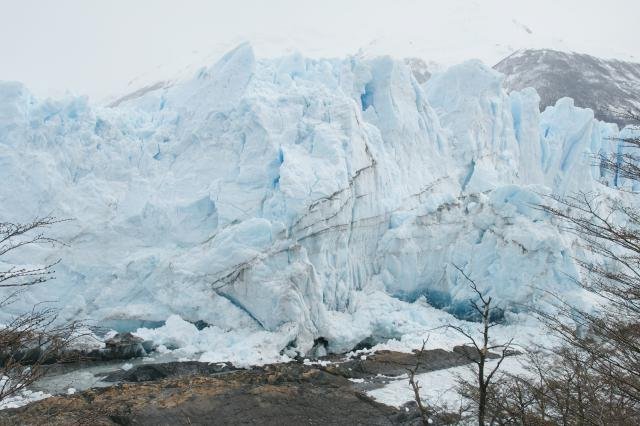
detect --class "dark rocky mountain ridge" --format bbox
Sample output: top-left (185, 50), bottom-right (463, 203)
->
top-left (493, 49), bottom-right (640, 127)
top-left (406, 49), bottom-right (640, 127)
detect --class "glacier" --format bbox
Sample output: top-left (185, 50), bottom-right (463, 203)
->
top-left (0, 43), bottom-right (628, 357)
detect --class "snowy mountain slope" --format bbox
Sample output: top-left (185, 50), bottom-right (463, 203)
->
top-left (0, 44), bottom-right (626, 356)
top-left (494, 49), bottom-right (640, 127)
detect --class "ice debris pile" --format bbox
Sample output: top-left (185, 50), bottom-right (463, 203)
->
top-left (0, 43), bottom-right (630, 356)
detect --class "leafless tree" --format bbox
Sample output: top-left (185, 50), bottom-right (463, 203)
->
top-left (0, 217), bottom-right (68, 288)
top-left (448, 264), bottom-right (515, 426)
top-left (600, 108), bottom-right (640, 185)
top-left (482, 110), bottom-right (640, 423)
top-left (407, 339), bottom-right (431, 426)
top-left (0, 216), bottom-right (79, 404)
top-left (539, 114), bottom-right (640, 402)
top-left (468, 345), bottom-right (640, 425)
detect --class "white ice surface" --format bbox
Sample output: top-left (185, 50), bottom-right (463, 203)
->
top-left (0, 44), bottom-right (633, 360)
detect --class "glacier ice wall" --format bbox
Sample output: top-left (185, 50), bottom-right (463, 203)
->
top-left (0, 44), bottom-right (624, 353)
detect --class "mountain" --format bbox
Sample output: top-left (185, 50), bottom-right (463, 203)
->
top-left (0, 44), bottom-right (631, 360)
top-left (494, 49), bottom-right (640, 127)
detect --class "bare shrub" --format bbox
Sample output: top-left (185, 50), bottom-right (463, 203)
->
top-left (0, 216), bottom-right (80, 404)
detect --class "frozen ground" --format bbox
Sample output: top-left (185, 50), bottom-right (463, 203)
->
top-left (368, 356), bottom-right (530, 412)
top-left (0, 390), bottom-right (50, 411)
top-left (0, 375), bottom-right (50, 411)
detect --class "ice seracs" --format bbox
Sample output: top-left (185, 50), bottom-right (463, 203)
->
top-left (0, 44), bottom-right (627, 356)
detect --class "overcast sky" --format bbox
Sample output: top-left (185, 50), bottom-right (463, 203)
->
top-left (1, 0), bottom-right (638, 102)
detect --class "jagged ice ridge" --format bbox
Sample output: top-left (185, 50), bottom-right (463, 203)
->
top-left (0, 44), bottom-right (633, 359)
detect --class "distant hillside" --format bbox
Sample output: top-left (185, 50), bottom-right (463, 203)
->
top-left (493, 49), bottom-right (640, 127)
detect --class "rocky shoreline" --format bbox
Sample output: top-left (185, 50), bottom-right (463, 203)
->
top-left (0, 347), bottom-right (485, 425)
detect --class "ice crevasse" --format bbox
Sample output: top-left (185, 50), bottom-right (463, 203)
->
top-left (0, 43), bottom-right (629, 356)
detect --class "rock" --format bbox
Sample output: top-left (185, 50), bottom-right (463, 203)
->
top-left (324, 348), bottom-right (477, 383)
top-left (351, 336), bottom-right (378, 352)
top-left (0, 362), bottom-right (414, 425)
top-left (100, 361), bottom-right (236, 383)
top-left (452, 344), bottom-right (501, 362)
top-left (92, 332), bottom-right (148, 361)
top-left (0, 349), bottom-right (486, 424)
top-left (1, 333), bottom-right (151, 369)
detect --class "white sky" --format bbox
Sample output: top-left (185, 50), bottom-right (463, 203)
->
top-left (1, 0), bottom-right (638, 102)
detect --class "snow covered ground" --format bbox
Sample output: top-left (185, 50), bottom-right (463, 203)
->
top-left (368, 356), bottom-right (530, 412)
top-left (0, 376), bottom-right (50, 411)
top-left (0, 390), bottom-right (51, 411)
